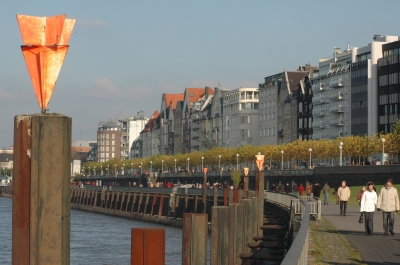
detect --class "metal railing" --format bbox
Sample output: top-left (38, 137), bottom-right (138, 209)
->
top-left (281, 198), bottom-right (310, 265)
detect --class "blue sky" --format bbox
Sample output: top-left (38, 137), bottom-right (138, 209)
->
top-left (1, 1), bottom-right (400, 147)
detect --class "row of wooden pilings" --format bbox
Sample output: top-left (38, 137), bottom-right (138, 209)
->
top-left (0, 186), bottom-right (13, 197)
top-left (70, 173), bottom-right (266, 265)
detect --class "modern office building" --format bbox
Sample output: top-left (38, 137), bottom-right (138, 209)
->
top-left (377, 39), bottom-right (400, 134)
top-left (222, 87), bottom-right (259, 148)
top-left (97, 119), bottom-right (121, 162)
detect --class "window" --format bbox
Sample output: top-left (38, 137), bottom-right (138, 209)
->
top-left (112, 153), bottom-right (115, 158)
top-left (106, 134), bottom-right (109, 139)
top-left (112, 134), bottom-right (115, 139)
top-left (112, 140), bottom-right (115, 145)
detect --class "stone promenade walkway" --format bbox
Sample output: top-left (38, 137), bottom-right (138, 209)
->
top-left (322, 203), bottom-right (400, 265)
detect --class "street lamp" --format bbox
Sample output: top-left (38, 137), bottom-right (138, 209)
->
top-left (201, 156), bottom-right (204, 172)
top-left (309, 148), bottom-right (312, 169)
top-left (107, 165), bottom-right (109, 176)
top-left (218, 155), bottom-right (221, 170)
top-left (123, 164), bottom-right (125, 174)
top-left (89, 166), bottom-right (91, 176)
top-left (236, 153), bottom-right (239, 170)
top-left (93, 166), bottom-right (96, 175)
top-left (150, 161), bottom-right (153, 175)
top-left (140, 162), bottom-right (142, 175)
top-left (114, 164), bottom-right (116, 177)
top-left (281, 150), bottom-right (284, 170)
top-left (382, 138), bottom-right (386, 163)
top-left (100, 165), bottom-right (102, 175)
top-left (174, 159), bottom-right (177, 173)
top-left (339, 141), bottom-right (343, 166)
top-left (161, 160), bottom-right (164, 175)
top-left (187, 158), bottom-right (190, 172)
top-left (131, 163), bottom-right (133, 175)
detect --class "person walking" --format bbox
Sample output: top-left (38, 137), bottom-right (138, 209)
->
top-left (313, 183), bottom-right (322, 198)
top-left (377, 178), bottom-right (400, 236)
top-left (360, 181), bottom-right (377, 236)
top-left (292, 182), bottom-right (298, 196)
top-left (298, 183), bottom-right (305, 196)
top-left (357, 186), bottom-right (366, 222)
top-left (323, 183), bottom-right (330, 205)
top-left (338, 181), bottom-right (351, 216)
top-left (306, 182), bottom-right (312, 197)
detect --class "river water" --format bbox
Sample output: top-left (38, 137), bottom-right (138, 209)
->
top-left (0, 197), bottom-right (184, 265)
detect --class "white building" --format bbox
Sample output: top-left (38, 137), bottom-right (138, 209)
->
top-left (120, 111), bottom-right (148, 159)
top-left (222, 88), bottom-right (259, 148)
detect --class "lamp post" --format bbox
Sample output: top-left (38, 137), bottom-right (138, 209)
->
top-left (140, 162), bottom-right (142, 175)
top-left (382, 138), bottom-right (386, 163)
top-left (131, 163), bottom-right (133, 175)
top-left (218, 155), bottom-right (221, 170)
top-left (107, 165), bottom-right (109, 176)
top-left (89, 166), bottom-right (91, 176)
top-left (201, 156), bottom-right (204, 172)
top-left (309, 148), bottom-right (312, 169)
top-left (187, 158), bottom-right (190, 172)
top-left (236, 153), bottom-right (239, 170)
top-left (202, 167), bottom-right (208, 214)
top-left (281, 150), bottom-right (284, 170)
top-left (174, 159), bottom-right (177, 173)
top-left (100, 165), bottom-right (103, 175)
top-left (93, 166), bottom-right (96, 176)
top-left (122, 164), bottom-right (125, 175)
top-left (243, 167), bottom-right (249, 198)
top-left (150, 161), bottom-right (153, 176)
top-left (161, 160), bottom-right (164, 176)
top-left (339, 141), bottom-right (343, 166)
top-left (114, 164), bottom-right (116, 177)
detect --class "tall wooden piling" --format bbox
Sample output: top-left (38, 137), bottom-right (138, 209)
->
top-left (229, 204), bottom-right (244, 265)
top-left (211, 206), bottom-right (230, 265)
top-left (255, 171), bottom-right (265, 236)
top-left (182, 213), bottom-right (208, 265)
top-left (131, 228), bottom-right (165, 265)
top-left (13, 114), bottom-right (71, 265)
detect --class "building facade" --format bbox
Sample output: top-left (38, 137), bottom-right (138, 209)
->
top-left (97, 119), bottom-right (121, 162)
top-left (120, 111), bottom-right (148, 160)
top-left (223, 88), bottom-right (259, 148)
top-left (378, 39), bottom-right (400, 134)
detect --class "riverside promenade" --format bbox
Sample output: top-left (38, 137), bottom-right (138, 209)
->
top-left (322, 204), bottom-right (400, 264)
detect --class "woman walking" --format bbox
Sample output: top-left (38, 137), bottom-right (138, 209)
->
top-left (360, 181), bottom-right (377, 236)
top-left (357, 186), bottom-right (366, 222)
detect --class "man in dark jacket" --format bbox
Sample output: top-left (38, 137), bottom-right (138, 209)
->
top-left (313, 183), bottom-right (322, 198)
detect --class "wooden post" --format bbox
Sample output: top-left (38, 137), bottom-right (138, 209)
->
top-left (228, 189), bottom-right (233, 205)
top-left (13, 114), bottom-right (71, 265)
top-left (182, 214), bottom-right (208, 265)
top-left (131, 228), bottom-right (165, 265)
top-left (223, 189), bottom-right (228, 206)
top-left (211, 206), bottom-right (230, 265)
top-left (255, 171), bottom-right (265, 236)
top-left (240, 199), bottom-right (254, 254)
top-left (229, 204), bottom-right (244, 265)
top-left (213, 186), bottom-right (218, 206)
top-left (158, 194), bottom-right (165, 218)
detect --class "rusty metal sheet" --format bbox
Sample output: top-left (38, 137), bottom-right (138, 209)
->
top-left (16, 14), bottom-right (75, 113)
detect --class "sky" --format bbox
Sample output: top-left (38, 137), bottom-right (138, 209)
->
top-left (1, 1), bottom-right (400, 148)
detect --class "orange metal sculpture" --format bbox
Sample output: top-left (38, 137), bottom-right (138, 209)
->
top-left (255, 154), bottom-right (265, 171)
top-left (16, 14), bottom-right (75, 113)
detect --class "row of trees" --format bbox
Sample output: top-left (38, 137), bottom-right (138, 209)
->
top-left (82, 122), bottom-right (400, 174)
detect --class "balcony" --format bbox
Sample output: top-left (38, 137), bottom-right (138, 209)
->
top-left (333, 119), bottom-right (345, 126)
top-left (330, 105), bottom-right (344, 113)
top-left (312, 83), bottom-right (326, 92)
top-left (330, 78), bottom-right (344, 88)
top-left (317, 109), bottom-right (326, 117)
top-left (313, 95), bottom-right (326, 105)
top-left (330, 92), bottom-right (344, 100)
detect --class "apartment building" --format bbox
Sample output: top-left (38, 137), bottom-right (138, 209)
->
top-left (223, 88), bottom-right (259, 148)
top-left (97, 119), bottom-right (121, 162)
top-left (140, 111), bottom-right (160, 158)
top-left (258, 73), bottom-right (280, 145)
top-left (120, 111), bottom-right (149, 160)
top-left (277, 70), bottom-right (307, 144)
